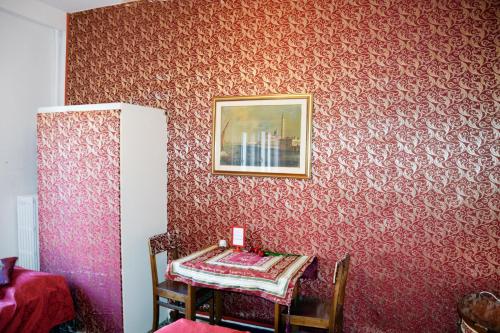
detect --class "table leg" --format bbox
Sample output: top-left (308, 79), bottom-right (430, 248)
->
top-left (293, 279), bottom-right (301, 305)
top-left (215, 290), bottom-right (223, 324)
top-left (274, 302), bottom-right (281, 333)
top-left (185, 284), bottom-right (196, 320)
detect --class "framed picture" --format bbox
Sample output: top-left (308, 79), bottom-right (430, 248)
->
top-left (212, 94), bottom-right (313, 178)
top-left (231, 226), bottom-right (245, 249)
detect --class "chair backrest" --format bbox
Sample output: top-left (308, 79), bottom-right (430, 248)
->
top-left (148, 232), bottom-right (179, 287)
top-left (329, 253), bottom-right (350, 333)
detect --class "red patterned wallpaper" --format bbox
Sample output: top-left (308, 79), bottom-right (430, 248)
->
top-left (65, 1), bottom-right (499, 332)
top-left (38, 111), bottom-right (123, 332)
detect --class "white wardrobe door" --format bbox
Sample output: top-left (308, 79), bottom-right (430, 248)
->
top-left (120, 106), bottom-right (168, 333)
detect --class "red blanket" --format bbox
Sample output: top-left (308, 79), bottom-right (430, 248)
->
top-left (0, 267), bottom-right (74, 333)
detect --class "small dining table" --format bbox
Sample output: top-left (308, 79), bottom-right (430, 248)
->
top-left (166, 245), bottom-right (317, 333)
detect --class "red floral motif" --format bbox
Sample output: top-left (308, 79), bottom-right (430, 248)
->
top-left (65, 1), bottom-right (499, 332)
top-left (38, 111), bottom-right (122, 332)
top-left (216, 251), bottom-right (275, 267)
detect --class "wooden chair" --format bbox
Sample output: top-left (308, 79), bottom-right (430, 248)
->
top-left (282, 253), bottom-right (350, 333)
top-left (149, 232), bottom-right (215, 332)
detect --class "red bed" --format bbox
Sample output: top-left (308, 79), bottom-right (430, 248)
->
top-left (155, 319), bottom-right (250, 333)
top-left (0, 267), bottom-right (74, 333)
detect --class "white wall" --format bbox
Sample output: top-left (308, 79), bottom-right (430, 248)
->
top-left (0, 6), bottom-right (65, 257)
top-left (0, 0), bottom-right (66, 30)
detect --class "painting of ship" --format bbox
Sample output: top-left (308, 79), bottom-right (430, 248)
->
top-left (219, 104), bottom-right (301, 168)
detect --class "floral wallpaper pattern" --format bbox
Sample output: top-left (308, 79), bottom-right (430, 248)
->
top-left (65, 1), bottom-right (499, 332)
top-left (38, 111), bottom-right (123, 332)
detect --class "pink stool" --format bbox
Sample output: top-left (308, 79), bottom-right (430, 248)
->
top-left (155, 319), bottom-right (250, 333)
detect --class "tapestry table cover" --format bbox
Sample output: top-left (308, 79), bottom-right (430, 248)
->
top-left (166, 246), bottom-right (316, 306)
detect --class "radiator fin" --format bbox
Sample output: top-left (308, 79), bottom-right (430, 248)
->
top-left (17, 195), bottom-right (39, 271)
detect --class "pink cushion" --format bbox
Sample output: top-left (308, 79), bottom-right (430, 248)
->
top-left (155, 319), bottom-right (249, 333)
top-left (0, 257), bottom-right (17, 286)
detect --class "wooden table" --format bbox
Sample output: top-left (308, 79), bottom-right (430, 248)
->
top-left (166, 246), bottom-right (317, 332)
top-left (457, 291), bottom-right (500, 333)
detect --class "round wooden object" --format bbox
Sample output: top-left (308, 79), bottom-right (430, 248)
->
top-left (458, 292), bottom-right (500, 333)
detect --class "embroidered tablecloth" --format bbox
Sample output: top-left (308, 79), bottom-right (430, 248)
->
top-left (166, 245), bottom-right (316, 305)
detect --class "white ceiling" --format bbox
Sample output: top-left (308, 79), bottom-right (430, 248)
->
top-left (39, 0), bottom-right (125, 13)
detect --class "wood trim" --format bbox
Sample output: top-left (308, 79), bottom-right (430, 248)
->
top-left (64, 13), bottom-right (69, 105)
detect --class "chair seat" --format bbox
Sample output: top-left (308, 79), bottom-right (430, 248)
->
top-left (283, 297), bottom-right (331, 329)
top-left (157, 280), bottom-right (189, 295)
top-left (157, 280), bottom-right (213, 305)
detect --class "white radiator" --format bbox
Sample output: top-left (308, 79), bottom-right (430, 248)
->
top-left (17, 195), bottom-right (39, 271)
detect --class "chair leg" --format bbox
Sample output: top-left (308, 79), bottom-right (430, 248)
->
top-left (185, 284), bottom-right (196, 320)
top-left (274, 303), bottom-right (281, 333)
top-left (209, 295), bottom-right (215, 324)
top-left (152, 295), bottom-right (159, 332)
top-left (215, 290), bottom-right (223, 324)
top-left (170, 309), bottom-right (179, 322)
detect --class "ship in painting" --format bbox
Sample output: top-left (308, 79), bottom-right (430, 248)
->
top-left (220, 113), bottom-right (300, 167)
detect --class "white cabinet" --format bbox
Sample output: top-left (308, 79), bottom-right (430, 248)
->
top-left (37, 103), bottom-right (167, 333)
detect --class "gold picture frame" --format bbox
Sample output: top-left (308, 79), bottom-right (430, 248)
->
top-left (212, 94), bottom-right (313, 178)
